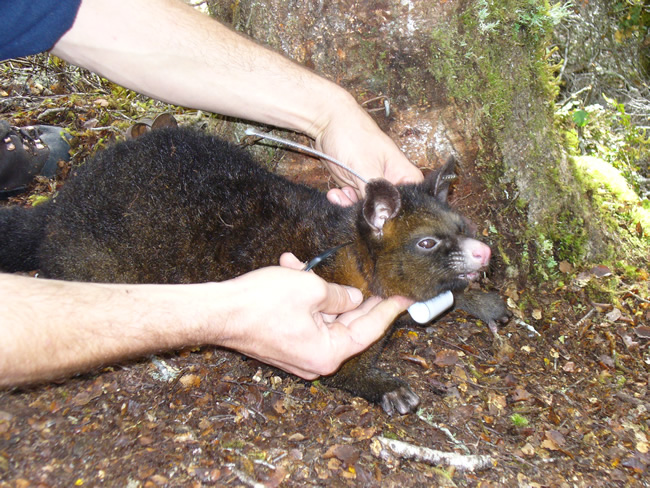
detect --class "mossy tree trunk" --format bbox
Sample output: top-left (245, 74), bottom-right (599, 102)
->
top-left (205, 0), bottom-right (627, 282)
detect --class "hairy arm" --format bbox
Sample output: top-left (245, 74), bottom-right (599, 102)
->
top-left (50, 0), bottom-right (422, 195)
top-left (0, 270), bottom-right (410, 387)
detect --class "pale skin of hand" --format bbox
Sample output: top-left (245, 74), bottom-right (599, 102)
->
top-left (0, 264), bottom-right (410, 387)
top-left (0, 0), bottom-right (421, 387)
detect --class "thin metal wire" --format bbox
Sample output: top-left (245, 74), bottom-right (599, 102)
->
top-left (244, 128), bottom-right (369, 184)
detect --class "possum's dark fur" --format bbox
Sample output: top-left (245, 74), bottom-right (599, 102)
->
top-left (0, 128), bottom-right (509, 415)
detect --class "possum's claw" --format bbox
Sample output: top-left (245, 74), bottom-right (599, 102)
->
top-left (381, 386), bottom-right (420, 416)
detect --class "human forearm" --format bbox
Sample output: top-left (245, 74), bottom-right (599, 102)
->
top-left (51, 0), bottom-right (422, 193)
top-left (51, 0), bottom-right (348, 138)
top-left (0, 274), bottom-right (215, 386)
top-left (0, 268), bottom-right (409, 388)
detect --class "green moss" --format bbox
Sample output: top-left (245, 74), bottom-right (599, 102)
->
top-left (572, 155), bottom-right (649, 249)
top-left (427, 0), bottom-right (558, 127)
top-left (428, 1), bottom-right (648, 273)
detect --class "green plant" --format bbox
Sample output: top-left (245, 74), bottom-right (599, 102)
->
top-left (510, 413), bottom-right (530, 428)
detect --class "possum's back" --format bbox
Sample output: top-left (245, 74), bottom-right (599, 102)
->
top-left (39, 128), bottom-right (348, 284)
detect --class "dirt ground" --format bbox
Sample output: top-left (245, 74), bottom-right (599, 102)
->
top-left (1, 62), bottom-right (649, 488)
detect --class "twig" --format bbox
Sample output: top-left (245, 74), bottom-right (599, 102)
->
top-left (416, 410), bottom-right (471, 454)
top-left (371, 436), bottom-right (493, 472)
top-left (516, 319), bottom-right (541, 337)
top-left (224, 463), bottom-right (264, 488)
top-left (624, 291), bottom-right (650, 304)
top-left (575, 307), bottom-right (596, 328)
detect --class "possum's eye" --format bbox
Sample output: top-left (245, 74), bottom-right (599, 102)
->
top-left (417, 237), bottom-right (440, 250)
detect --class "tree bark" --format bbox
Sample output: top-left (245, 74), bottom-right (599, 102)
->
top-left (206, 0), bottom-right (628, 277)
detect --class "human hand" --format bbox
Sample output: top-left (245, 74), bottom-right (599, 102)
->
top-left (312, 97), bottom-right (423, 206)
top-left (213, 258), bottom-right (411, 380)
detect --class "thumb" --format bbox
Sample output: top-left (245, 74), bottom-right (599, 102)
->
top-left (279, 252), bottom-right (304, 270)
top-left (345, 296), bottom-right (412, 347)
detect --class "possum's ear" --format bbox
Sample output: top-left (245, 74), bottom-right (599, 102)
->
top-left (426, 157), bottom-right (457, 203)
top-left (363, 179), bottom-right (401, 237)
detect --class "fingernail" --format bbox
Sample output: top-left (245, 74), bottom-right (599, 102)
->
top-left (343, 187), bottom-right (356, 201)
top-left (329, 192), bottom-right (341, 205)
top-left (345, 286), bottom-right (363, 304)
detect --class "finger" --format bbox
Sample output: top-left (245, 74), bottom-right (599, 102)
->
top-left (319, 282), bottom-right (363, 315)
top-left (327, 187), bottom-right (358, 207)
top-left (331, 296), bottom-right (383, 326)
top-left (339, 296), bottom-right (412, 350)
top-left (279, 252), bottom-right (304, 270)
top-left (384, 161), bottom-right (424, 186)
top-left (243, 352), bottom-right (321, 380)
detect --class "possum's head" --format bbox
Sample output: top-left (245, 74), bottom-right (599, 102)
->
top-left (357, 158), bottom-right (491, 301)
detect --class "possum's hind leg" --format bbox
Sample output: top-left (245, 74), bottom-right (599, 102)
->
top-left (322, 341), bottom-right (420, 416)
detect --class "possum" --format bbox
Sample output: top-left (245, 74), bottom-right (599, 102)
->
top-left (0, 127), bottom-right (510, 415)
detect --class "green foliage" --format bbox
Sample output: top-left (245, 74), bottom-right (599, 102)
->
top-left (514, 1), bottom-right (575, 40)
top-left (612, 0), bottom-right (650, 42)
top-left (510, 413), bottom-right (530, 427)
top-left (571, 109), bottom-right (589, 127)
top-left (557, 96), bottom-right (650, 194)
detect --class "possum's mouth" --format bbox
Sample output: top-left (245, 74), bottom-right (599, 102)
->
top-left (459, 271), bottom-right (481, 282)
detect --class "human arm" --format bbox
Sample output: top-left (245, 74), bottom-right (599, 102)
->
top-left (0, 270), bottom-right (410, 387)
top-left (50, 0), bottom-right (423, 198)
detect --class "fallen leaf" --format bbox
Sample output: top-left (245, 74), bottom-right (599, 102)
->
top-left (173, 432), bottom-right (197, 443)
top-left (138, 435), bottom-right (154, 446)
top-left (496, 341), bottom-right (515, 363)
top-left (521, 443), bottom-right (535, 457)
top-left (532, 309), bottom-right (542, 320)
top-left (634, 325), bottom-right (650, 339)
top-left (545, 429), bottom-right (566, 448)
top-left (510, 388), bottom-right (533, 403)
top-left (149, 474), bottom-right (169, 486)
top-left (179, 374), bottom-right (201, 388)
top-left (93, 98), bottom-right (109, 107)
top-left (433, 349), bottom-right (459, 367)
top-left (272, 398), bottom-right (286, 414)
top-left (562, 361), bottom-right (576, 372)
top-left (620, 333), bottom-right (639, 351)
top-left (590, 265), bottom-right (612, 278)
top-left (487, 392), bottom-right (507, 414)
top-left (541, 438), bottom-right (559, 451)
top-left (598, 355), bottom-right (615, 370)
top-left (504, 285), bottom-right (519, 301)
top-left (605, 308), bottom-right (622, 322)
top-left (327, 457), bottom-right (342, 470)
top-left (350, 426), bottom-right (376, 440)
top-left (399, 354), bottom-right (430, 369)
top-left (620, 455), bottom-right (646, 473)
top-left (324, 444), bottom-right (360, 466)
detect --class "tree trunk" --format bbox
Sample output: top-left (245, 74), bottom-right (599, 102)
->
top-left (206, 0), bottom-right (642, 280)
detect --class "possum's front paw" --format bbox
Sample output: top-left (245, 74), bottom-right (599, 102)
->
top-left (454, 290), bottom-right (511, 327)
top-left (381, 386), bottom-right (420, 416)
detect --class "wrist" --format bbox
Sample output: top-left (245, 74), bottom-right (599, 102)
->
top-left (300, 82), bottom-right (360, 140)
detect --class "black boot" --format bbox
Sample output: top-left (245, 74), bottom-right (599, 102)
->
top-left (0, 121), bottom-right (71, 199)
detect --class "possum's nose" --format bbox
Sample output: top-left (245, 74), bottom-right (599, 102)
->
top-left (464, 238), bottom-right (491, 268)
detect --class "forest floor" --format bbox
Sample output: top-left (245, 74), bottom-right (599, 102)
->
top-left (0, 58), bottom-right (648, 487)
